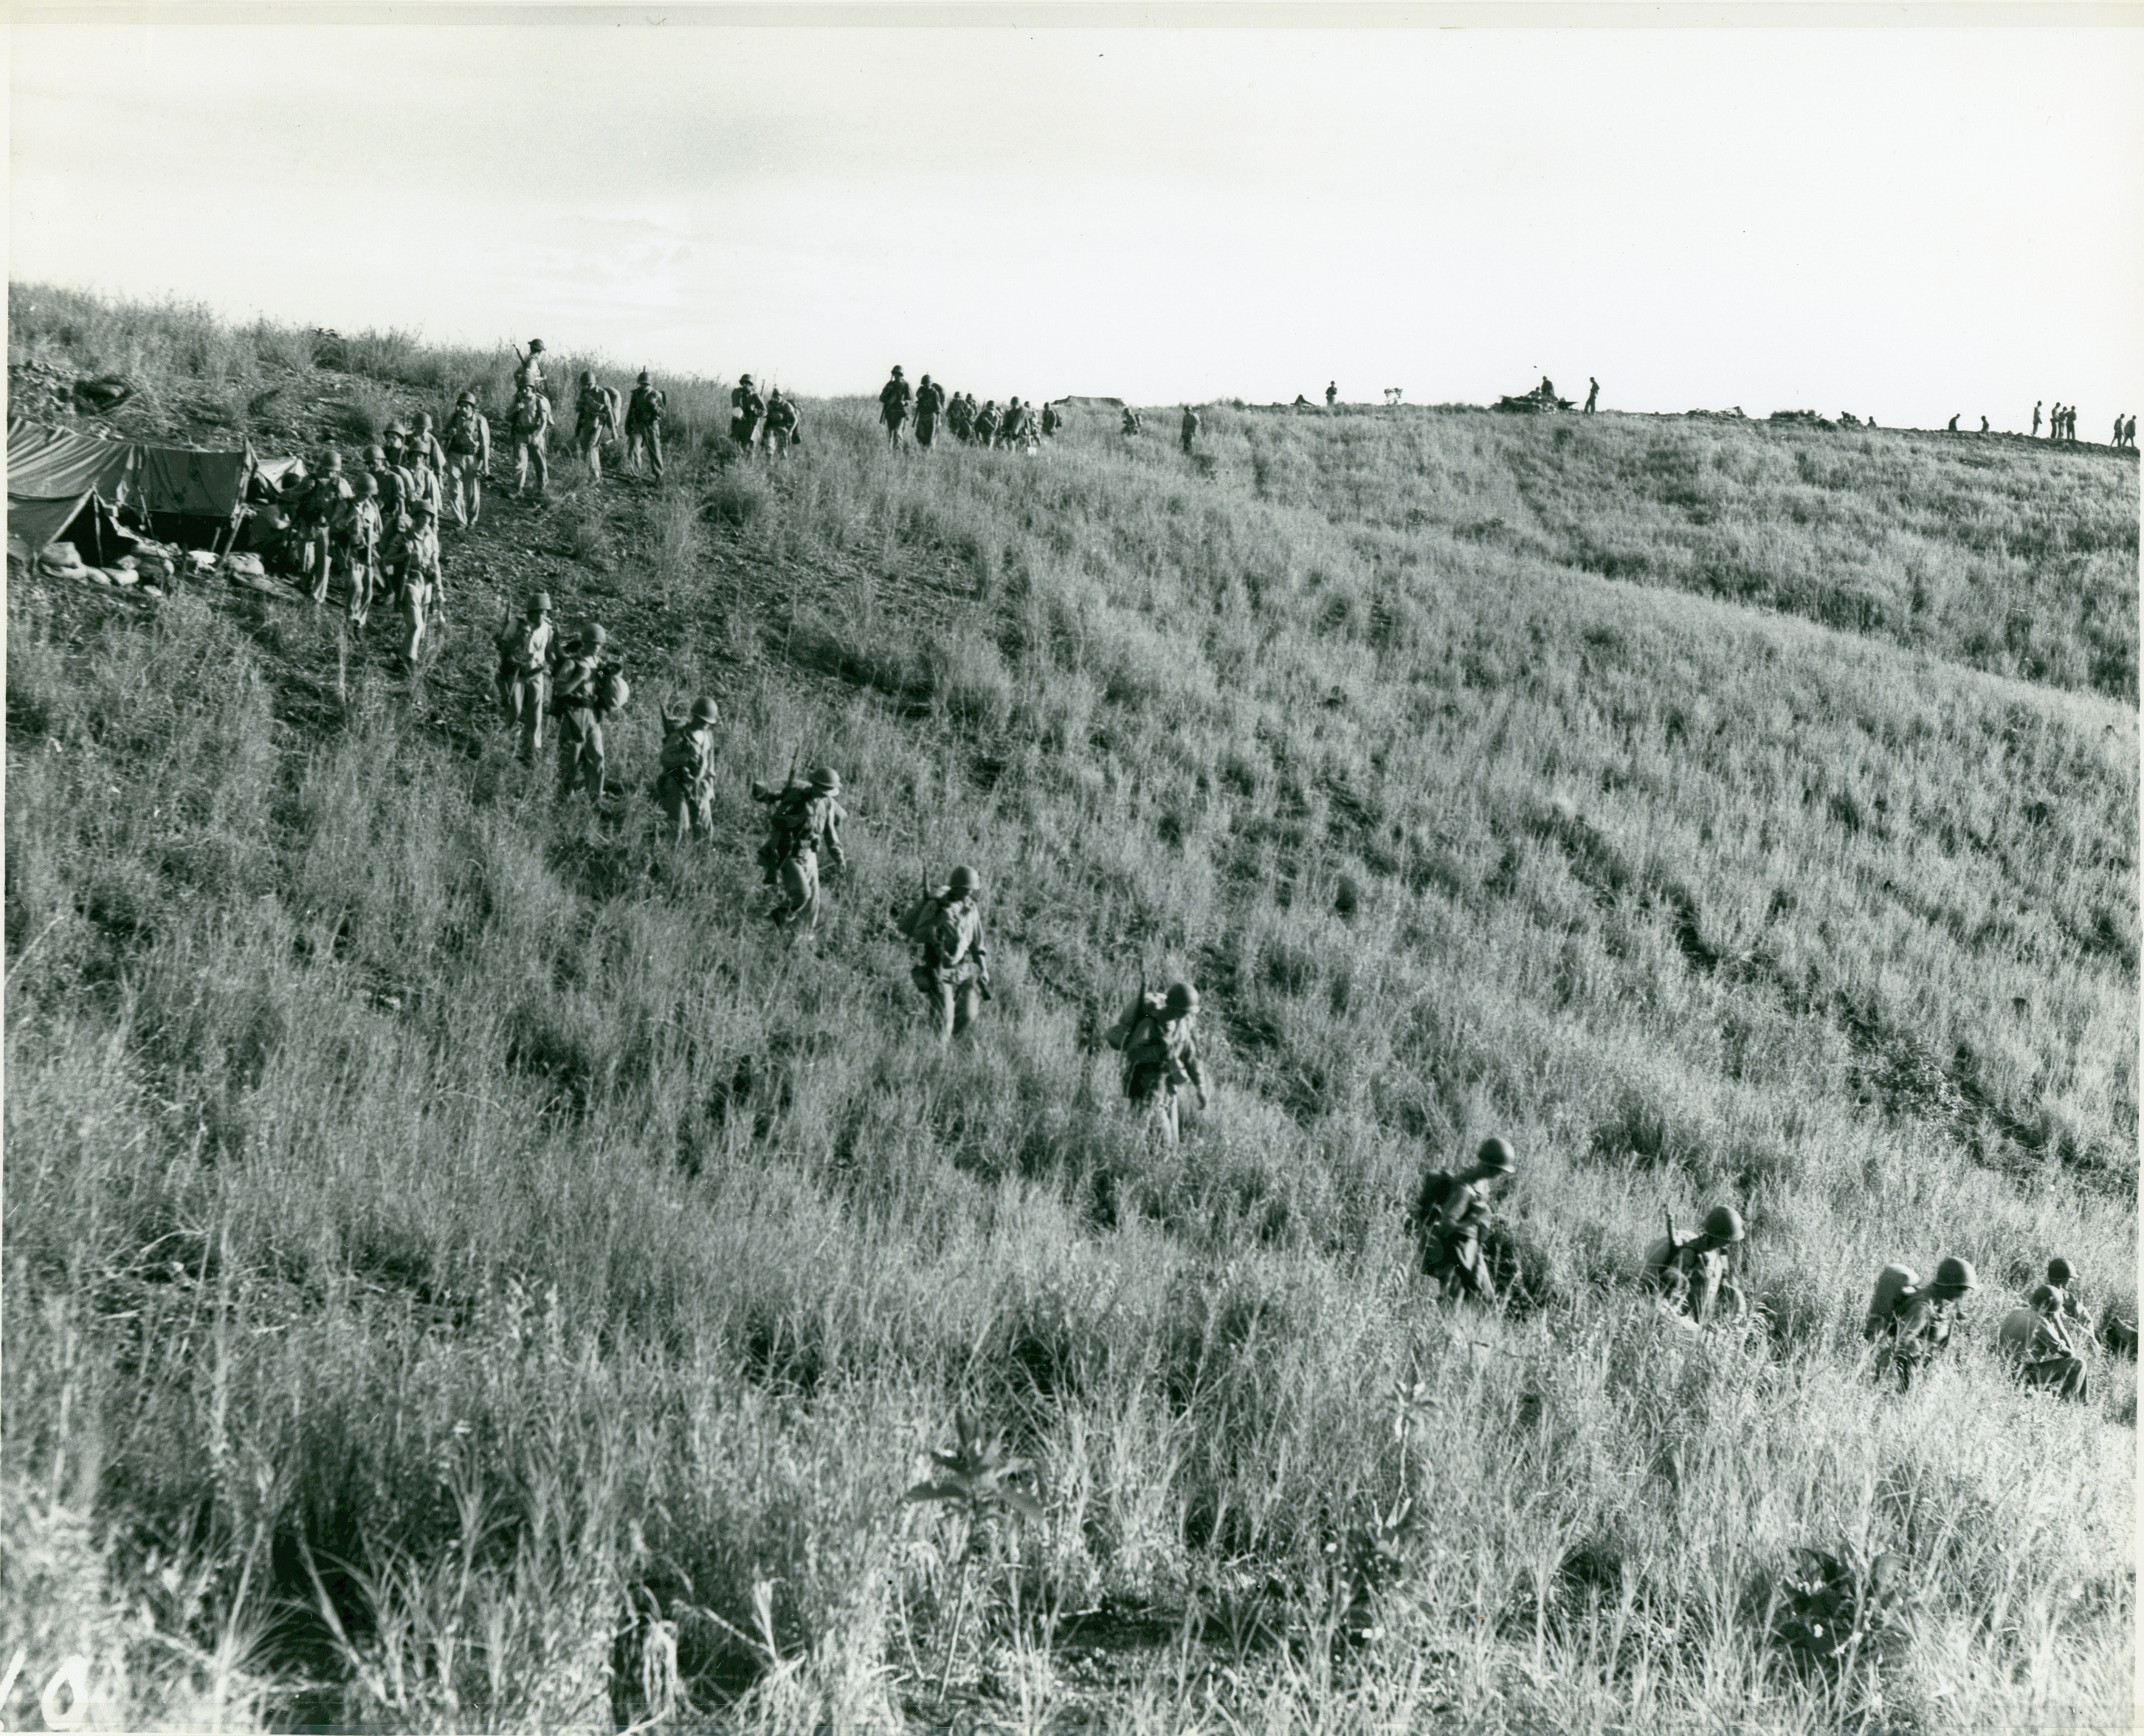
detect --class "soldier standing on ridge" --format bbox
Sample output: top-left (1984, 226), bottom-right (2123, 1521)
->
top-left (511, 383), bottom-right (554, 500)
top-left (1584, 376), bottom-right (1599, 413)
top-left (1179, 404), bottom-right (1201, 454)
top-left (914, 374), bottom-right (946, 450)
top-left (2032, 400), bottom-right (2043, 437)
top-left (1946, 413), bottom-right (1960, 431)
top-left (493, 591), bottom-right (555, 765)
top-left (1041, 399), bottom-right (1064, 438)
top-left (625, 371), bottom-right (666, 480)
top-left (1644, 1205), bottom-right (1750, 1324)
top-left (1105, 981), bottom-right (1209, 1144)
top-left (1121, 406), bottom-right (1142, 437)
top-left (1325, 380), bottom-right (1337, 409)
top-left (551, 623), bottom-right (625, 806)
top-left (1413, 1137), bottom-right (1518, 1304)
top-left (1000, 396), bottom-right (1033, 450)
top-left (574, 371), bottom-right (618, 480)
top-left (442, 391), bottom-right (492, 527)
top-left (1998, 1284), bottom-right (2092, 1401)
top-left (880, 365), bottom-right (914, 447)
top-left (895, 866), bottom-right (990, 1041)
top-left (1864, 1256), bottom-right (1976, 1388)
top-left (655, 698), bottom-right (722, 842)
top-left (764, 388), bottom-right (801, 457)
top-left (754, 764), bottom-right (847, 927)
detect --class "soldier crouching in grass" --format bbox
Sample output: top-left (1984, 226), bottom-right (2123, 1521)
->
top-left (1413, 1137), bottom-right (1517, 1303)
top-left (1998, 1283), bottom-right (2092, 1402)
top-left (1644, 1205), bottom-right (1750, 1325)
top-left (1864, 1256), bottom-right (1976, 1388)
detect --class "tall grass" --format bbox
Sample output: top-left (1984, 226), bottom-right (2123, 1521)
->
top-left (4, 290), bottom-right (2136, 1732)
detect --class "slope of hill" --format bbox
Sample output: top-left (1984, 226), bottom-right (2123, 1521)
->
top-left (6, 288), bottom-right (2137, 1732)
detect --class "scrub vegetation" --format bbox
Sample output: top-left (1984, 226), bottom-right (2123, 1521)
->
top-left (6, 286), bottom-right (2137, 1732)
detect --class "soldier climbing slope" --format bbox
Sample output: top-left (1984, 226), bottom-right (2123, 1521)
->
top-left (880, 365), bottom-right (914, 447)
top-left (394, 503), bottom-right (443, 671)
top-left (1000, 397), bottom-right (1033, 450)
top-left (1179, 404), bottom-right (1201, 454)
top-left (914, 375), bottom-right (946, 449)
top-left (1643, 1205), bottom-right (1749, 1324)
top-left (406, 413), bottom-right (448, 484)
top-left (753, 765), bottom-right (847, 928)
top-left (973, 400), bottom-right (1002, 447)
top-left (1041, 400), bottom-right (1064, 438)
top-left (731, 375), bottom-right (766, 452)
top-left (337, 474), bottom-right (385, 629)
top-left (511, 384), bottom-right (554, 500)
top-left (894, 866), bottom-right (990, 1041)
top-left (948, 393), bottom-right (975, 444)
top-left (763, 388), bottom-right (802, 457)
top-left (1412, 1137), bottom-right (1517, 1304)
top-left (493, 591), bottom-right (555, 765)
top-left (442, 391), bottom-right (492, 526)
top-left (575, 371), bottom-right (620, 480)
top-left (655, 698), bottom-right (722, 842)
top-left (1997, 1284), bottom-right (2091, 1402)
top-left (551, 623), bottom-right (628, 805)
top-left (1104, 981), bottom-right (1209, 1144)
top-left (513, 338), bottom-right (548, 396)
top-left (625, 371), bottom-right (667, 479)
top-left (1864, 1256), bottom-right (1976, 1388)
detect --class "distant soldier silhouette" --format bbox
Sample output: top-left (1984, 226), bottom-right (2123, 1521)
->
top-left (973, 400), bottom-right (1002, 446)
top-left (2126, 414), bottom-right (2138, 450)
top-left (1946, 413), bottom-right (1959, 431)
top-left (754, 765), bottom-right (847, 927)
top-left (2113, 413), bottom-right (2126, 447)
top-left (948, 393), bottom-right (976, 444)
top-left (1325, 380), bottom-right (1337, 408)
top-left (762, 388), bottom-right (801, 457)
top-left (1998, 1283), bottom-right (2091, 1401)
top-left (655, 698), bottom-right (722, 842)
top-left (1643, 1205), bottom-right (1749, 1324)
top-left (731, 375), bottom-right (765, 451)
top-left (551, 623), bottom-right (626, 805)
top-left (1121, 407), bottom-right (1142, 437)
top-left (442, 391), bottom-right (491, 526)
top-left (1105, 981), bottom-right (1209, 1144)
top-left (895, 866), bottom-right (989, 1040)
top-left (625, 371), bottom-right (667, 479)
top-left (1413, 1137), bottom-right (1517, 1303)
top-left (1584, 376), bottom-right (1599, 413)
top-left (914, 374), bottom-right (945, 449)
top-left (493, 591), bottom-right (555, 763)
top-left (879, 365), bottom-right (914, 447)
top-left (1179, 404), bottom-right (1200, 454)
top-left (1864, 1256), bottom-right (1976, 1388)
top-left (1979, 416), bottom-right (1989, 433)
top-left (2032, 400), bottom-right (2042, 437)
top-left (510, 385), bottom-right (554, 499)
top-left (1041, 400), bottom-right (1064, 437)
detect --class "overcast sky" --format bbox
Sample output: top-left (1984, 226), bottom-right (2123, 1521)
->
top-left (10, 15), bottom-right (2144, 427)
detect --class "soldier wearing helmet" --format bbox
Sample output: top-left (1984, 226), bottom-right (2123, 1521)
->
top-left (514, 338), bottom-right (547, 396)
top-left (1996, 1282), bottom-right (2091, 1402)
top-left (894, 864), bottom-right (990, 1041)
top-left (406, 413), bottom-right (448, 482)
top-left (549, 623), bottom-right (624, 805)
top-left (1864, 1256), bottom-right (1976, 1389)
top-left (493, 591), bottom-right (556, 763)
top-left (337, 472), bottom-right (385, 629)
top-left (442, 390), bottom-right (492, 526)
top-left (298, 450), bottom-right (353, 604)
top-left (1412, 1137), bottom-right (1518, 1304)
top-left (879, 365), bottom-right (914, 448)
top-left (730, 374), bottom-right (766, 452)
top-left (573, 371), bottom-right (619, 482)
top-left (625, 371), bottom-right (667, 480)
top-left (1104, 979), bottom-right (1209, 1143)
top-left (655, 697), bottom-right (723, 842)
top-left (510, 379), bottom-right (554, 500)
top-left (752, 762), bottom-right (848, 929)
top-left (1643, 1204), bottom-right (1750, 1326)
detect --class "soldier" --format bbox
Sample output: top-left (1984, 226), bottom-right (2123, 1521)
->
top-left (655, 698), bottom-right (722, 841)
top-left (442, 390), bottom-right (491, 526)
top-left (973, 400), bottom-right (1001, 447)
top-left (1979, 416), bottom-right (1990, 434)
top-left (493, 591), bottom-right (556, 764)
top-left (2114, 413), bottom-right (2126, 448)
top-left (763, 388), bottom-right (801, 457)
top-left (880, 365), bottom-right (914, 447)
top-left (363, 444), bottom-right (407, 529)
top-left (574, 371), bottom-right (618, 480)
top-left (625, 371), bottom-right (666, 479)
top-left (300, 451), bottom-right (353, 604)
top-left (1998, 1283), bottom-right (2091, 1401)
top-left (2125, 414), bottom-right (2137, 450)
top-left (402, 436), bottom-right (445, 526)
top-left (1584, 376), bottom-right (1599, 413)
top-left (551, 623), bottom-right (624, 805)
top-left (513, 339), bottom-right (547, 396)
top-left (1946, 413), bottom-right (1959, 432)
top-left (1179, 404), bottom-right (1200, 454)
top-left (754, 764), bottom-right (847, 927)
top-left (1864, 1256), bottom-right (1976, 1388)
top-left (1411, 1137), bottom-right (1517, 1303)
top-left (395, 503), bottom-right (442, 669)
top-left (731, 374), bottom-right (765, 451)
top-left (1121, 406), bottom-right (1142, 437)
top-left (2032, 400), bottom-right (2043, 437)
top-left (1643, 1205), bottom-right (1749, 1324)
top-left (1041, 399), bottom-right (1063, 438)
top-left (948, 392), bottom-right (975, 444)
top-left (510, 385), bottom-right (554, 499)
top-left (894, 865), bottom-right (989, 1041)
top-left (337, 473), bottom-right (385, 627)
top-left (1326, 380), bottom-right (1337, 409)
top-left (1000, 396), bottom-right (1032, 450)
top-left (1105, 981), bottom-right (1209, 1143)
top-left (914, 373), bottom-right (946, 449)
top-left (407, 413), bottom-right (448, 483)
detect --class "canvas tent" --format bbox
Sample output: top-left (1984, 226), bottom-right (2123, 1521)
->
top-left (7, 414), bottom-right (287, 560)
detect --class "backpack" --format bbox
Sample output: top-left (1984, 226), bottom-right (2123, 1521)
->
top-left (503, 619), bottom-right (548, 671)
top-left (596, 666), bottom-right (630, 713)
top-left (1864, 1264), bottom-right (1918, 1339)
top-left (1105, 990), bottom-right (1171, 1053)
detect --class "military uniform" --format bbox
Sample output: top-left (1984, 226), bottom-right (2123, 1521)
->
top-left (897, 871), bottom-right (988, 1040)
top-left (1179, 407), bottom-right (1201, 454)
top-left (1412, 1139), bottom-right (1517, 1303)
top-left (1041, 402), bottom-right (1063, 437)
top-left (914, 378), bottom-right (945, 450)
top-left (1001, 400), bottom-right (1033, 450)
top-left (513, 340), bottom-right (547, 397)
top-left (393, 508), bottom-right (442, 667)
top-left (731, 378), bottom-right (765, 451)
top-left (551, 627), bottom-right (621, 803)
top-left (334, 483), bottom-right (385, 626)
top-left (973, 402), bottom-right (1001, 446)
top-left (406, 421), bottom-right (448, 482)
top-left (494, 597), bottom-right (556, 762)
top-left (1107, 985), bottom-right (1207, 1143)
top-left (1641, 1207), bottom-right (1749, 1325)
top-left (1997, 1288), bottom-right (2091, 1402)
top-left (880, 368), bottom-right (913, 445)
top-left (1864, 1258), bottom-right (1976, 1389)
top-left (763, 391), bottom-right (800, 456)
top-left (948, 394), bottom-right (974, 444)
top-left (574, 376), bottom-right (618, 479)
top-left (511, 389), bottom-right (554, 498)
top-left (754, 769), bottom-right (846, 926)
top-left (300, 461), bottom-right (353, 603)
top-left (626, 377), bottom-right (666, 478)
top-left (443, 397), bottom-right (491, 526)
top-left (657, 700), bottom-right (721, 841)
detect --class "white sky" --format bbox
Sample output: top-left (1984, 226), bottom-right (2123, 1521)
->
top-left (10, 14), bottom-right (2144, 427)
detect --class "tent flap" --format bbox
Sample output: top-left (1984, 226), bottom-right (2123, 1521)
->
top-left (7, 416), bottom-right (138, 500)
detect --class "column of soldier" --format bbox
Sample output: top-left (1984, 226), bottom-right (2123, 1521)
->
top-left (2030, 401), bottom-right (2138, 447)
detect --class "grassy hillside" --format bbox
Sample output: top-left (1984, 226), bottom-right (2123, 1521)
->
top-left (6, 288), bottom-right (2137, 1733)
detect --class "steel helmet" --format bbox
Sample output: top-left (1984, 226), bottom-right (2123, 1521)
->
top-left (416, 412), bottom-right (434, 429)
top-left (637, 371), bottom-right (651, 384)
top-left (2027, 1283), bottom-right (2059, 1313)
top-left (1932, 1256), bottom-right (1978, 1298)
top-left (807, 765), bottom-right (841, 795)
top-left (582, 370), bottom-right (596, 387)
top-left (689, 697), bottom-right (720, 725)
top-left (2047, 1257), bottom-right (2074, 1288)
top-left (458, 390), bottom-right (477, 405)
top-left (359, 474), bottom-right (379, 496)
top-left (891, 364), bottom-right (904, 377)
top-left (581, 623), bottom-right (608, 650)
top-left (947, 864), bottom-right (979, 895)
top-left (324, 450), bottom-right (344, 471)
top-left (1164, 982), bottom-right (1199, 1016)
top-left (1703, 1205), bottom-right (1746, 1244)
top-left (527, 591), bottom-right (552, 616)
top-left (365, 444), bottom-right (385, 464)
top-left (410, 501), bottom-right (436, 520)
top-left (1475, 1136), bottom-right (1517, 1174)
top-left (740, 373), bottom-right (754, 385)
top-left (528, 339), bottom-right (546, 352)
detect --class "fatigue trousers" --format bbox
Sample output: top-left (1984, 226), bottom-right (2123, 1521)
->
top-left (400, 594), bottom-right (429, 666)
top-left (500, 666), bottom-right (549, 761)
top-left (661, 776), bottom-right (715, 843)
top-left (447, 451), bottom-right (483, 526)
top-left (915, 416), bottom-right (937, 450)
top-left (578, 430), bottom-right (604, 480)
top-left (883, 413), bottom-right (906, 447)
top-left (556, 708), bottom-right (604, 802)
top-left (1423, 1230), bottom-right (1497, 1304)
top-left (627, 424), bottom-right (664, 479)
top-left (304, 526), bottom-right (334, 603)
top-left (2019, 1353), bottom-right (2091, 1402)
top-left (514, 436), bottom-right (548, 497)
top-left (912, 966), bottom-right (981, 1042)
top-left (345, 551), bottom-right (377, 627)
top-left (774, 847), bottom-right (821, 927)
